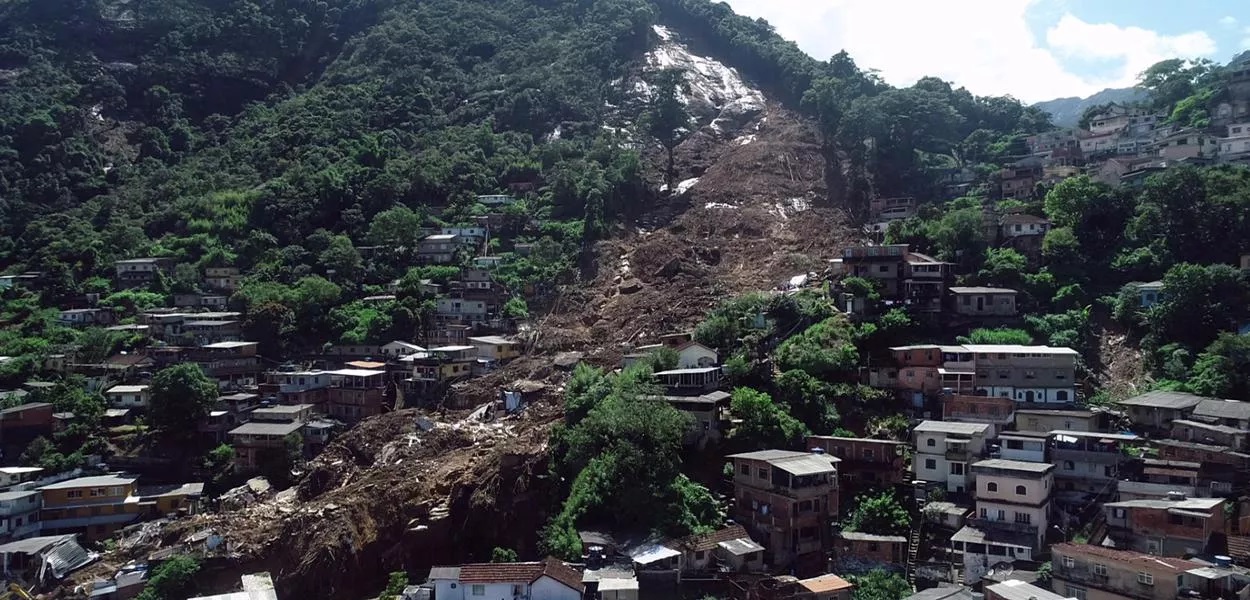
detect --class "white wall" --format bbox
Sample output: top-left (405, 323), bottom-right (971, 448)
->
top-left (531, 576), bottom-right (580, 600)
top-left (677, 345), bottom-right (718, 369)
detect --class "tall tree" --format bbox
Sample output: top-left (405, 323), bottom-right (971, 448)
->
top-left (642, 68), bottom-right (692, 190)
top-left (149, 364), bottom-right (218, 434)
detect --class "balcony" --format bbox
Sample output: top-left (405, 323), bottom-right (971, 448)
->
top-left (946, 448), bottom-right (970, 461)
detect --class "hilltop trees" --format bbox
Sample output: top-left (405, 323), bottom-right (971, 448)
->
top-left (642, 68), bottom-right (693, 190)
top-left (149, 364), bottom-right (218, 435)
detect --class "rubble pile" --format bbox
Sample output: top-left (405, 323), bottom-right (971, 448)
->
top-left (73, 405), bottom-right (561, 600)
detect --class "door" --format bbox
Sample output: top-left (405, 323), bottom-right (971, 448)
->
top-left (976, 296), bottom-right (985, 311)
top-left (1025, 391), bottom-right (1035, 403)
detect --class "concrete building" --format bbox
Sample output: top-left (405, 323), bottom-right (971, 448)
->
top-left (726, 450), bottom-right (840, 572)
top-left (1118, 391), bottom-right (1204, 431)
top-left (996, 431), bottom-right (1048, 463)
top-left (964, 344), bottom-right (1079, 404)
top-left (1051, 430), bottom-right (1140, 495)
top-left (985, 580), bottom-right (1068, 600)
top-left (0, 491), bottom-right (42, 542)
top-left (114, 257), bottom-right (175, 288)
top-left (943, 394), bottom-right (1016, 435)
top-left (1015, 409), bottom-right (1103, 433)
top-left (806, 436), bottom-right (909, 498)
top-left (103, 385), bottom-right (150, 409)
top-left (969, 459), bottom-right (1053, 548)
top-left (914, 420), bottom-right (991, 494)
top-left (1103, 496), bottom-right (1227, 557)
top-left (948, 287), bottom-right (1018, 318)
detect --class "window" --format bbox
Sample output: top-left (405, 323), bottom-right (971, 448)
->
top-left (757, 467), bottom-right (769, 479)
top-left (1014, 512), bottom-right (1031, 524)
top-left (950, 463), bottom-right (965, 475)
top-left (67, 490), bottom-right (83, 499)
top-left (1064, 461), bottom-right (1075, 471)
top-left (1015, 485), bottom-right (1026, 495)
top-left (472, 585), bottom-right (486, 596)
top-left (997, 509), bottom-right (1006, 520)
top-left (980, 508), bottom-right (988, 518)
top-left (1067, 585), bottom-right (1087, 600)
top-left (1112, 508), bottom-right (1127, 519)
top-left (1138, 573), bottom-right (1154, 585)
top-left (924, 458), bottom-right (936, 470)
top-left (878, 265), bottom-right (890, 273)
top-left (739, 464), bottom-right (750, 476)
top-left (695, 550), bottom-right (706, 560)
top-left (926, 438), bottom-right (936, 447)
top-left (1062, 556), bottom-right (1075, 568)
top-left (798, 500), bottom-right (813, 513)
top-left (1094, 564), bottom-right (1108, 576)
top-left (862, 448), bottom-right (874, 460)
top-left (512, 585), bottom-right (524, 596)
top-left (987, 482), bottom-right (998, 492)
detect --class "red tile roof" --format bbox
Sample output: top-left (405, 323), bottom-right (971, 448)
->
top-left (1052, 543), bottom-right (1197, 571)
top-left (677, 525), bottom-right (753, 553)
top-left (455, 558), bottom-right (583, 592)
top-left (799, 574), bottom-right (853, 593)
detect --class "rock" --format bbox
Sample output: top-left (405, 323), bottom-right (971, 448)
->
top-left (618, 278), bottom-right (643, 294)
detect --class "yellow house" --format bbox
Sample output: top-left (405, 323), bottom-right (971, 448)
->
top-left (38, 474), bottom-right (140, 541)
top-left (468, 336), bottom-right (522, 362)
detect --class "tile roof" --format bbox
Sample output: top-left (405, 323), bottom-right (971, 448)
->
top-left (677, 524), bottom-right (753, 552)
top-left (1052, 543), bottom-right (1196, 570)
top-left (725, 450), bottom-right (840, 475)
top-left (452, 558), bottom-right (582, 592)
top-left (798, 574), bottom-right (853, 594)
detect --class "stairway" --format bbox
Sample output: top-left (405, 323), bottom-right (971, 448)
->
top-left (906, 524), bottom-right (922, 590)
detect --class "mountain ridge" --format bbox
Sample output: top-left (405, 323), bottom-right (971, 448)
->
top-left (1033, 86), bottom-right (1147, 128)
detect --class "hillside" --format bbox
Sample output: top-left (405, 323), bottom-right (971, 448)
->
top-left (1033, 86), bottom-right (1146, 127)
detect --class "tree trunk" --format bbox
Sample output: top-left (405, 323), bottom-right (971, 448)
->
top-left (666, 146), bottom-right (675, 192)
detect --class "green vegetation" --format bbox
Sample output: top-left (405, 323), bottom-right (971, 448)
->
top-left (844, 491), bottom-right (911, 535)
top-left (544, 364), bottom-right (718, 559)
top-left (382, 572), bottom-right (409, 599)
top-left (491, 547), bottom-right (519, 563)
top-left (847, 569), bottom-right (911, 600)
top-left (149, 363), bottom-right (219, 435)
top-left (135, 555), bottom-right (200, 600)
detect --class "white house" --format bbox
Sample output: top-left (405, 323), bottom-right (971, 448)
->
top-left (442, 227), bottom-right (488, 247)
top-left (914, 420), bottom-right (991, 494)
top-left (998, 214), bottom-right (1050, 238)
top-left (381, 341), bottom-right (425, 359)
top-left (104, 385), bottom-right (151, 409)
top-left (675, 341), bottom-right (718, 369)
top-left (428, 558), bottom-right (584, 600)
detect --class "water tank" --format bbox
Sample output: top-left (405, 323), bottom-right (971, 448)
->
top-left (1216, 555), bottom-right (1233, 567)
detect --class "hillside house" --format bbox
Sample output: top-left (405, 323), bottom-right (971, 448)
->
top-left (114, 257), bottom-right (175, 288)
top-left (381, 341), bottom-right (425, 359)
top-left (228, 421), bottom-right (304, 472)
top-left (663, 392), bottom-right (730, 449)
top-left (832, 531), bottom-right (906, 573)
top-left (999, 165), bottom-right (1041, 198)
top-left (173, 293), bottom-right (229, 309)
top-left (654, 367), bottom-right (722, 394)
top-left (192, 341), bottom-right (261, 390)
top-left (914, 420), bottom-right (991, 494)
top-left (1088, 104), bottom-right (1131, 134)
top-left (181, 319), bottom-right (242, 345)
top-left (325, 369), bottom-right (388, 422)
top-left (261, 370), bottom-right (330, 407)
top-left (984, 580), bottom-right (1067, 600)
top-left (1118, 391), bottom-right (1204, 430)
top-left (942, 394), bottom-right (1016, 434)
top-left (476, 194), bottom-right (517, 206)
top-left (58, 308), bottom-right (115, 327)
top-left (726, 450), bottom-right (840, 572)
top-left (0, 467), bottom-right (43, 490)
top-left (964, 344), bottom-right (1079, 404)
top-left (996, 431), bottom-right (1048, 463)
top-left (999, 214), bottom-right (1050, 239)
top-left (1103, 496), bottom-right (1227, 557)
top-left (204, 267), bottom-right (243, 292)
top-left (1192, 399), bottom-right (1250, 431)
top-left (1155, 129), bottom-right (1219, 160)
top-left (1136, 281), bottom-right (1164, 307)
top-left (956, 459), bottom-right (1053, 583)
top-left (1051, 430), bottom-right (1140, 495)
top-left (436, 297), bottom-right (490, 326)
top-left (805, 436), bottom-right (909, 497)
top-left (889, 345), bottom-right (976, 398)
top-left (869, 197), bottom-right (917, 221)
top-left (468, 336), bottom-right (522, 363)
top-left (948, 287), bottom-right (1018, 318)
top-left (1171, 419), bottom-right (1250, 451)
top-left (418, 234), bottom-right (460, 264)
top-left (428, 558), bottom-right (584, 600)
top-left (409, 346), bottom-right (477, 389)
top-left (442, 226), bottom-right (488, 247)
top-left (0, 491), bottom-right (42, 542)
top-left (1015, 409), bottom-right (1103, 433)
top-left (37, 474), bottom-right (141, 541)
top-left (1053, 543), bottom-right (1198, 600)
top-left (1219, 123), bottom-right (1250, 163)
top-left (832, 245), bottom-right (952, 313)
top-left (672, 524), bottom-right (765, 573)
top-left (795, 574), bottom-right (854, 600)
top-left (969, 459), bottom-right (1053, 547)
top-left (104, 385), bottom-right (150, 409)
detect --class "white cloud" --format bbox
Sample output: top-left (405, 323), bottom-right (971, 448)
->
top-left (1220, 16), bottom-right (1238, 28)
top-left (719, 0), bottom-right (1217, 103)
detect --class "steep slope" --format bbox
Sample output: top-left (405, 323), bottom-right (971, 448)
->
top-left (60, 8), bottom-right (854, 599)
top-left (1033, 87), bottom-right (1147, 127)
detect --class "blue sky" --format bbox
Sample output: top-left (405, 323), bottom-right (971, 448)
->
top-left (719, 0), bottom-right (1249, 103)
